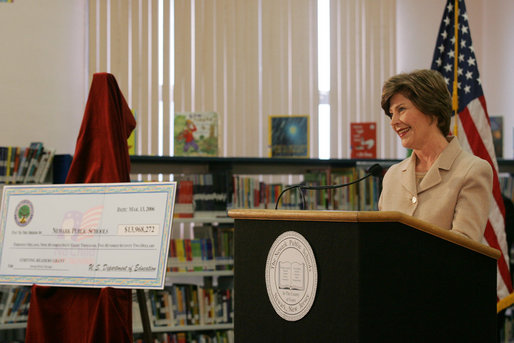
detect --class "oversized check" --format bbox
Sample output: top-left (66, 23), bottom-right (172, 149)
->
top-left (0, 182), bottom-right (176, 289)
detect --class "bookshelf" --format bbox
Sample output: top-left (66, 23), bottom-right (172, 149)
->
top-left (130, 155), bottom-right (402, 175)
top-left (130, 220), bottom-right (235, 342)
top-left (130, 155), bottom-right (514, 205)
top-left (130, 155), bottom-right (514, 174)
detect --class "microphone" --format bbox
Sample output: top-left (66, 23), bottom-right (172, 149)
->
top-left (274, 163), bottom-right (383, 210)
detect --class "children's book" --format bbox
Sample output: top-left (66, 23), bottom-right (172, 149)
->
top-left (268, 115), bottom-right (309, 158)
top-left (350, 122), bottom-right (377, 159)
top-left (174, 112), bottom-right (219, 157)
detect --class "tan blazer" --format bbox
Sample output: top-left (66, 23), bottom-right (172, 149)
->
top-left (378, 137), bottom-right (493, 242)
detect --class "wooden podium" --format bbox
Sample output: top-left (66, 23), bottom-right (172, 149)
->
top-left (228, 209), bottom-right (499, 342)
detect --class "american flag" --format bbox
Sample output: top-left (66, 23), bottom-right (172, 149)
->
top-left (431, 0), bottom-right (512, 307)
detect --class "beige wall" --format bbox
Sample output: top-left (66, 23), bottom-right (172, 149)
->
top-left (0, 0), bottom-right (87, 154)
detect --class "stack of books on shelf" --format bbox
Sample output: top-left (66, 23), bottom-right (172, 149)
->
top-left (141, 284), bottom-right (234, 328)
top-left (174, 180), bottom-right (194, 218)
top-left (0, 142), bottom-right (55, 184)
top-left (211, 226), bottom-right (234, 270)
top-left (168, 225), bottom-right (234, 272)
top-left (231, 166), bottom-right (382, 211)
top-left (232, 176), bottom-right (289, 209)
top-left (173, 173), bottom-right (232, 219)
top-left (330, 168), bottom-right (359, 211)
top-left (0, 286), bottom-right (31, 325)
top-left (191, 173), bottom-right (232, 218)
top-left (302, 169), bottom-right (330, 210)
top-left (331, 167), bottom-right (380, 211)
top-left (135, 330), bottom-right (234, 343)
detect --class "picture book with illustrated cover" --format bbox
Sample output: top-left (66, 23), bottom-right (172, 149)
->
top-left (350, 122), bottom-right (376, 159)
top-left (269, 115), bottom-right (309, 158)
top-left (174, 112), bottom-right (219, 157)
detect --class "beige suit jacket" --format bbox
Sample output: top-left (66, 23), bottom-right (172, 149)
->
top-left (378, 137), bottom-right (493, 242)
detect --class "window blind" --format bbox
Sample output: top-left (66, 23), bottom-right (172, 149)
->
top-left (88, 0), bottom-right (399, 159)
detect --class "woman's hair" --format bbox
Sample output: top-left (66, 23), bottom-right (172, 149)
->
top-left (381, 69), bottom-right (452, 136)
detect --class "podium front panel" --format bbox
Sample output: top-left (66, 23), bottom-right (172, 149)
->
top-left (234, 218), bottom-right (496, 342)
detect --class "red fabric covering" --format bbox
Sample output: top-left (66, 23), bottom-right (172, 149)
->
top-left (25, 73), bottom-right (136, 343)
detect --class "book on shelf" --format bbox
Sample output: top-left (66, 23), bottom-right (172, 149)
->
top-left (183, 239), bottom-right (194, 272)
top-left (268, 115), bottom-right (309, 158)
top-left (4, 147), bottom-right (13, 183)
top-left (135, 330), bottom-right (234, 343)
top-left (22, 142), bottom-right (44, 183)
top-left (232, 175), bottom-right (290, 210)
top-left (132, 291), bottom-right (143, 330)
top-left (231, 165), bottom-right (383, 211)
top-left (330, 167), bottom-right (357, 210)
top-left (0, 147), bottom-right (6, 183)
top-left (0, 286), bottom-right (31, 324)
top-left (142, 285), bottom-right (234, 328)
top-left (212, 225), bottom-right (234, 270)
top-left (350, 122), bottom-right (377, 159)
top-left (0, 147), bottom-right (16, 184)
top-left (16, 146), bottom-right (31, 183)
top-left (33, 148), bottom-right (56, 184)
top-left (173, 239), bottom-right (187, 273)
top-left (157, 165), bottom-right (383, 214)
top-left (303, 169), bottom-right (330, 210)
top-left (174, 112), bottom-right (220, 157)
top-left (192, 173), bottom-right (231, 218)
top-left (190, 239), bottom-right (204, 272)
top-left (0, 142), bottom-right (54, 184)
top-left (9, 147), bottom-right (21, 184)
top-left (167, 224), bottom-right (233, 273)
top-left (174, 180), bottom-right (194, 218)
top-left (172, 172), bottom-right (232, 218)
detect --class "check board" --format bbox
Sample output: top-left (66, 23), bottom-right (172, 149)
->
top-left (0, 182), bottom-right (176, 289)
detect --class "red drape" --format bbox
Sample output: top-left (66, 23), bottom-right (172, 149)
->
top-left (25, 73), bottom-right (136, 343)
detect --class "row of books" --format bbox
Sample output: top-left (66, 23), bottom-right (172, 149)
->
top-left (231, 167), bottom-right (381, 211)
top-left (0, 143), bottom-right (55, 184)
top-left (136, 285), bottom-right (234, 328)
top-left (135, 329), bottom-right (234, 343)
top-left (169, 226), bottom-right (234, 272)
top-left (0, 286), bottom-right (31, 324)
top-left (232, 176), bottom-right (291, 210)
top-left (170, 166), bottom-right (383, 217)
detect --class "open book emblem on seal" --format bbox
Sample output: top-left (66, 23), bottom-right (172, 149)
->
top-left (265, 231), bottom-right (317, 321)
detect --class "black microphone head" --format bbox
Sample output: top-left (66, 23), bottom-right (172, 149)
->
top-left (366, 163), bottom-right (383, 177)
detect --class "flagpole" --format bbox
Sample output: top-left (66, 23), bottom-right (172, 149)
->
top-left (452, 0), bottom-right (459, 136)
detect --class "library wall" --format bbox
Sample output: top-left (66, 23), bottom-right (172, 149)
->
top-left (0, 0), bottom-right (87, 155)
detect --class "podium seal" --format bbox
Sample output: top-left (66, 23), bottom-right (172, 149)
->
top-left (265, 231), bottom-right (317, 321)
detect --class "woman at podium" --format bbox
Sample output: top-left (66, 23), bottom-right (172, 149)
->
top-left (378, 69), bottom-right (492, 242)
